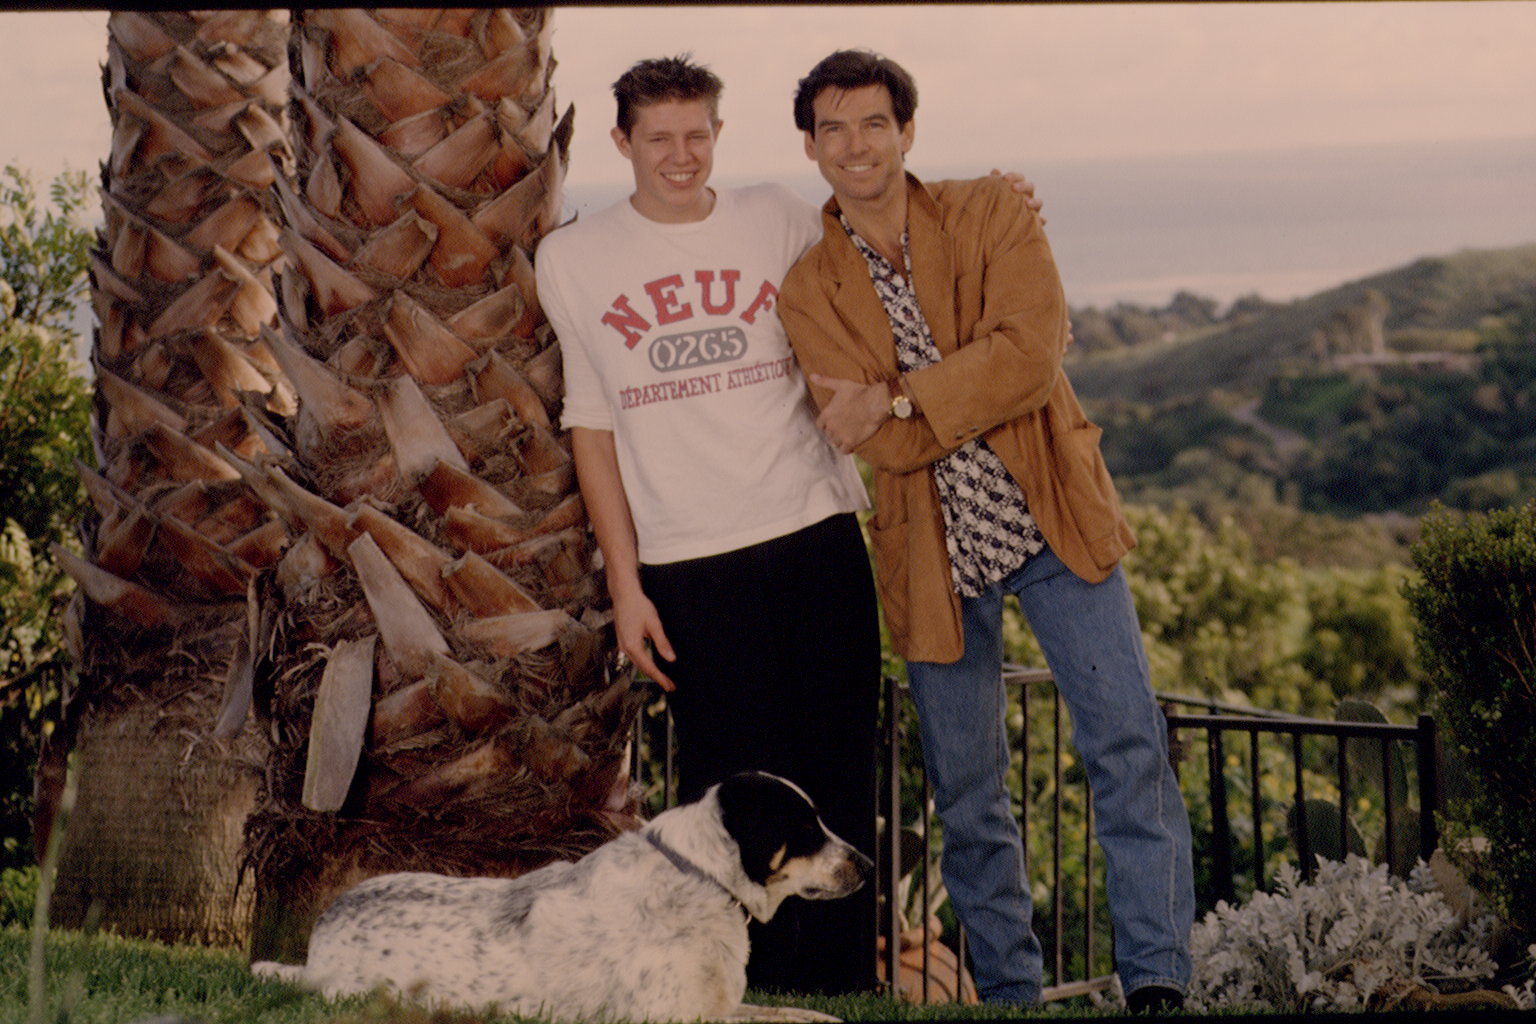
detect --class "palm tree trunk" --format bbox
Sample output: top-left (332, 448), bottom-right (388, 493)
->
top-left (49, 9), bottom-right (294, 945)
top-left (243, 8), bottom-right (634, 962)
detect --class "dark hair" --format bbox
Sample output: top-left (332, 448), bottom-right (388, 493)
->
top-left (793, 49), bottom-right (917, 134)
top-left (612, 55), bottom-right (723, 136)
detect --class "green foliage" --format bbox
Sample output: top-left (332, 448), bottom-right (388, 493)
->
top-left (1259, 303), bottom-right (1536, 516)
top-left (1405, 501), bottom-right (1536, 937)
top-left (0, 174), bottom-right (93, 549)
top-left (0, 866), bottom-right (38, 928)
top-left (1300, 571), bottom-right (1423, 709)
top-left (1087, 295), bottom-right (1536, 523)
top-left (0, 165), bottom-right (92, 333)
top-left (1117, 505), bottom-right (1423, 714)
top-left (0, 319), bottom-right (91, 548)
top-left (0, 167), bottom-right (93, 869)
top-left (1259, 372), bottom-right (1364, 436)
top-left (1093, 395), bottom-right (1261, 479)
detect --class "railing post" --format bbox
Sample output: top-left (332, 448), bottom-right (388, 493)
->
top-left (921, 775), bottom-right (933, 1004)
top-left (1249, 730), bottom-right (1264, 891)
top-left (1337, 735), bottom-right (1351, 859)
top-left (1084, 787), bottom-right (1095, 981)
top-left (1206, 720), bottom-right (1236, 905)
top-left (1380, 737), bottom-right (1396, 876)
top-left (1292, 731), bottom-right (1313, 878)
top-left (1051, 688), bottom-right (1064, 986)
top-left (1415, 713), bottom-right (1440, 859)
top-left (883, 674), bottom-right (901, 1000)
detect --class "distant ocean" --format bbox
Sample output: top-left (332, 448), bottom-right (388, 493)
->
top-left (564, 136), bottom-right (1536, 311)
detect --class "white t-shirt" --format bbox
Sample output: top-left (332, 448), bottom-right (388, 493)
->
top-left (536, 183), bottom-right (868, 565)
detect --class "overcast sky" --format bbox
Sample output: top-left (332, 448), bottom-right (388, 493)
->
top-left (2, 3), bottom-right (1532, 194)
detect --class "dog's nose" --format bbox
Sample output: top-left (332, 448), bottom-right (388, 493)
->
top-left (848, 845), bottom-right (873, 882)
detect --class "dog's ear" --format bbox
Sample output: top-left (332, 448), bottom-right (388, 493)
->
top-left (715, 773), bottom-right (826, 885)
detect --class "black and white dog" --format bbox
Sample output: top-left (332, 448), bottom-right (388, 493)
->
top-left (253, 772), bottom-right (871, 1021)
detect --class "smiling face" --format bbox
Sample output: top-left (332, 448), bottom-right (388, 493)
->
top-left (612, 97), bottom-right (721, 224)
top-left (803, 83), bottom-right (913, 209)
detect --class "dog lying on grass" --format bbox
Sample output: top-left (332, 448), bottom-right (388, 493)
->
top-left (253, 772), bottom-right (870, 1021)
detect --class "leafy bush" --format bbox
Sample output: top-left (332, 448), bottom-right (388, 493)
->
top-left (1188, 855), bottom-right (1499, 1012)
top-left (0, 165), bottom-right (91, 333)
top-left (0, 865), bottom-right (37, 927)
top-left (1405, 501), bottom-right (1536, 939)
top-left (0, 168), bottom-right (92, 868)
top-left (1121, 504), bottom-right (1422, 714)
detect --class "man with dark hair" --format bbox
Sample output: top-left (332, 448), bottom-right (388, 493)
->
top-left (790, 48), bottom-right (917, 135)
top-left (535, 54), bottom-right (880, 996)
top-left (778, 49), bottom-right (1195, 1014)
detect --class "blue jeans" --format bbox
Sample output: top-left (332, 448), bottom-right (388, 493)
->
top-left (905, 545), bottom-right (1193, 1005)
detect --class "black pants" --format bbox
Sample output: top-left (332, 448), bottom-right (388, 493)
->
top-left (640, 512), bottom-right (881, 995)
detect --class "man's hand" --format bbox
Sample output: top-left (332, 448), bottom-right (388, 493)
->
top-left (809, 373), bottom-right (893, 454)
top-left (990, 168), bottom-right (1044, 224)
top-left (611, 585), bottom-right (677, 692)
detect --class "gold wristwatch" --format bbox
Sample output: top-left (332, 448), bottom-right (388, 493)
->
top-left (888, 378), bottom-right (914, 420)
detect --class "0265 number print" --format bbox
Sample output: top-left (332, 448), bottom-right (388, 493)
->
top-left (648, 327), bottom-right (747, 372)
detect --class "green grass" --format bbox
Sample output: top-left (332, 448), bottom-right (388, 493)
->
top-left (0, 924), bottom-right (1180, 1023)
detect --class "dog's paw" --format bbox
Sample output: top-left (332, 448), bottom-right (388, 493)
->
top-left (725, 1005), bottom-right (842, 1023)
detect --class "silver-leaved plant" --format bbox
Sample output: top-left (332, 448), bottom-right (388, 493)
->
top-left (1187, 855), bottom-right (1501, 1012)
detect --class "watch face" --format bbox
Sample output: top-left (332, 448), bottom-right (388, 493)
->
top-left (892, 394), bottom-right (914, 419)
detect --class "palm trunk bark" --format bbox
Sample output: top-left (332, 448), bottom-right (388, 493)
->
top-left (243, 8), bottom-right (634, 962)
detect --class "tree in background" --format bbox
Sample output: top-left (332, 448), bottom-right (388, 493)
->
top-left (1117, 504), bottom-right (1423, 715)
top-left (0, 166), bottom-right (92, 333)
top-left (0, 167), bottom-right (92, 867)
top-left (1406, 502), bottom-right (1536, 940)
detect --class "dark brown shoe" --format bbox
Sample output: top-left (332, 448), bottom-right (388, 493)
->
top-left (1126, 985), bottom-right (1184, 1014)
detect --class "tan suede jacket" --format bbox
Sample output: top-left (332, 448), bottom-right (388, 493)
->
top-left (779, 173), bottom-right (1135, 663)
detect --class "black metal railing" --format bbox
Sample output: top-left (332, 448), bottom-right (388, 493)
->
top-left (1162, 700), bottom-right (1440, 905)
top-left (630, 671), bottom-right (1442, 1005)
top-left (881, 665), bottom-right (1118, 1003)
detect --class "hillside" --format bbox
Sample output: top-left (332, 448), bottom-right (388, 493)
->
top-left (1067, 243), bottom-right (1536, 406)
top-left (1056, 244), bottom-right (1536, 565)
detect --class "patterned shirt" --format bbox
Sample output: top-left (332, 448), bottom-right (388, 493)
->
top-left (842, 216), bottom-right (1045, 596)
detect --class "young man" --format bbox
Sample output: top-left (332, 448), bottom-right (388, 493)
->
top-left (534, 56), bottom-right (879, 995)
top-left (778, 50), bottom-right (1195, 1013)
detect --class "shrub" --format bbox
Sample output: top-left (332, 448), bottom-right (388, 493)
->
top-left (1187, 855), bottom-right (1498, 1012)
top-left (1405, 502), bottom-right (1536, 938)
top-left (0, 167), bottom-right (91, 868)
top-left (0, 865), bottom-right (37, 927)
